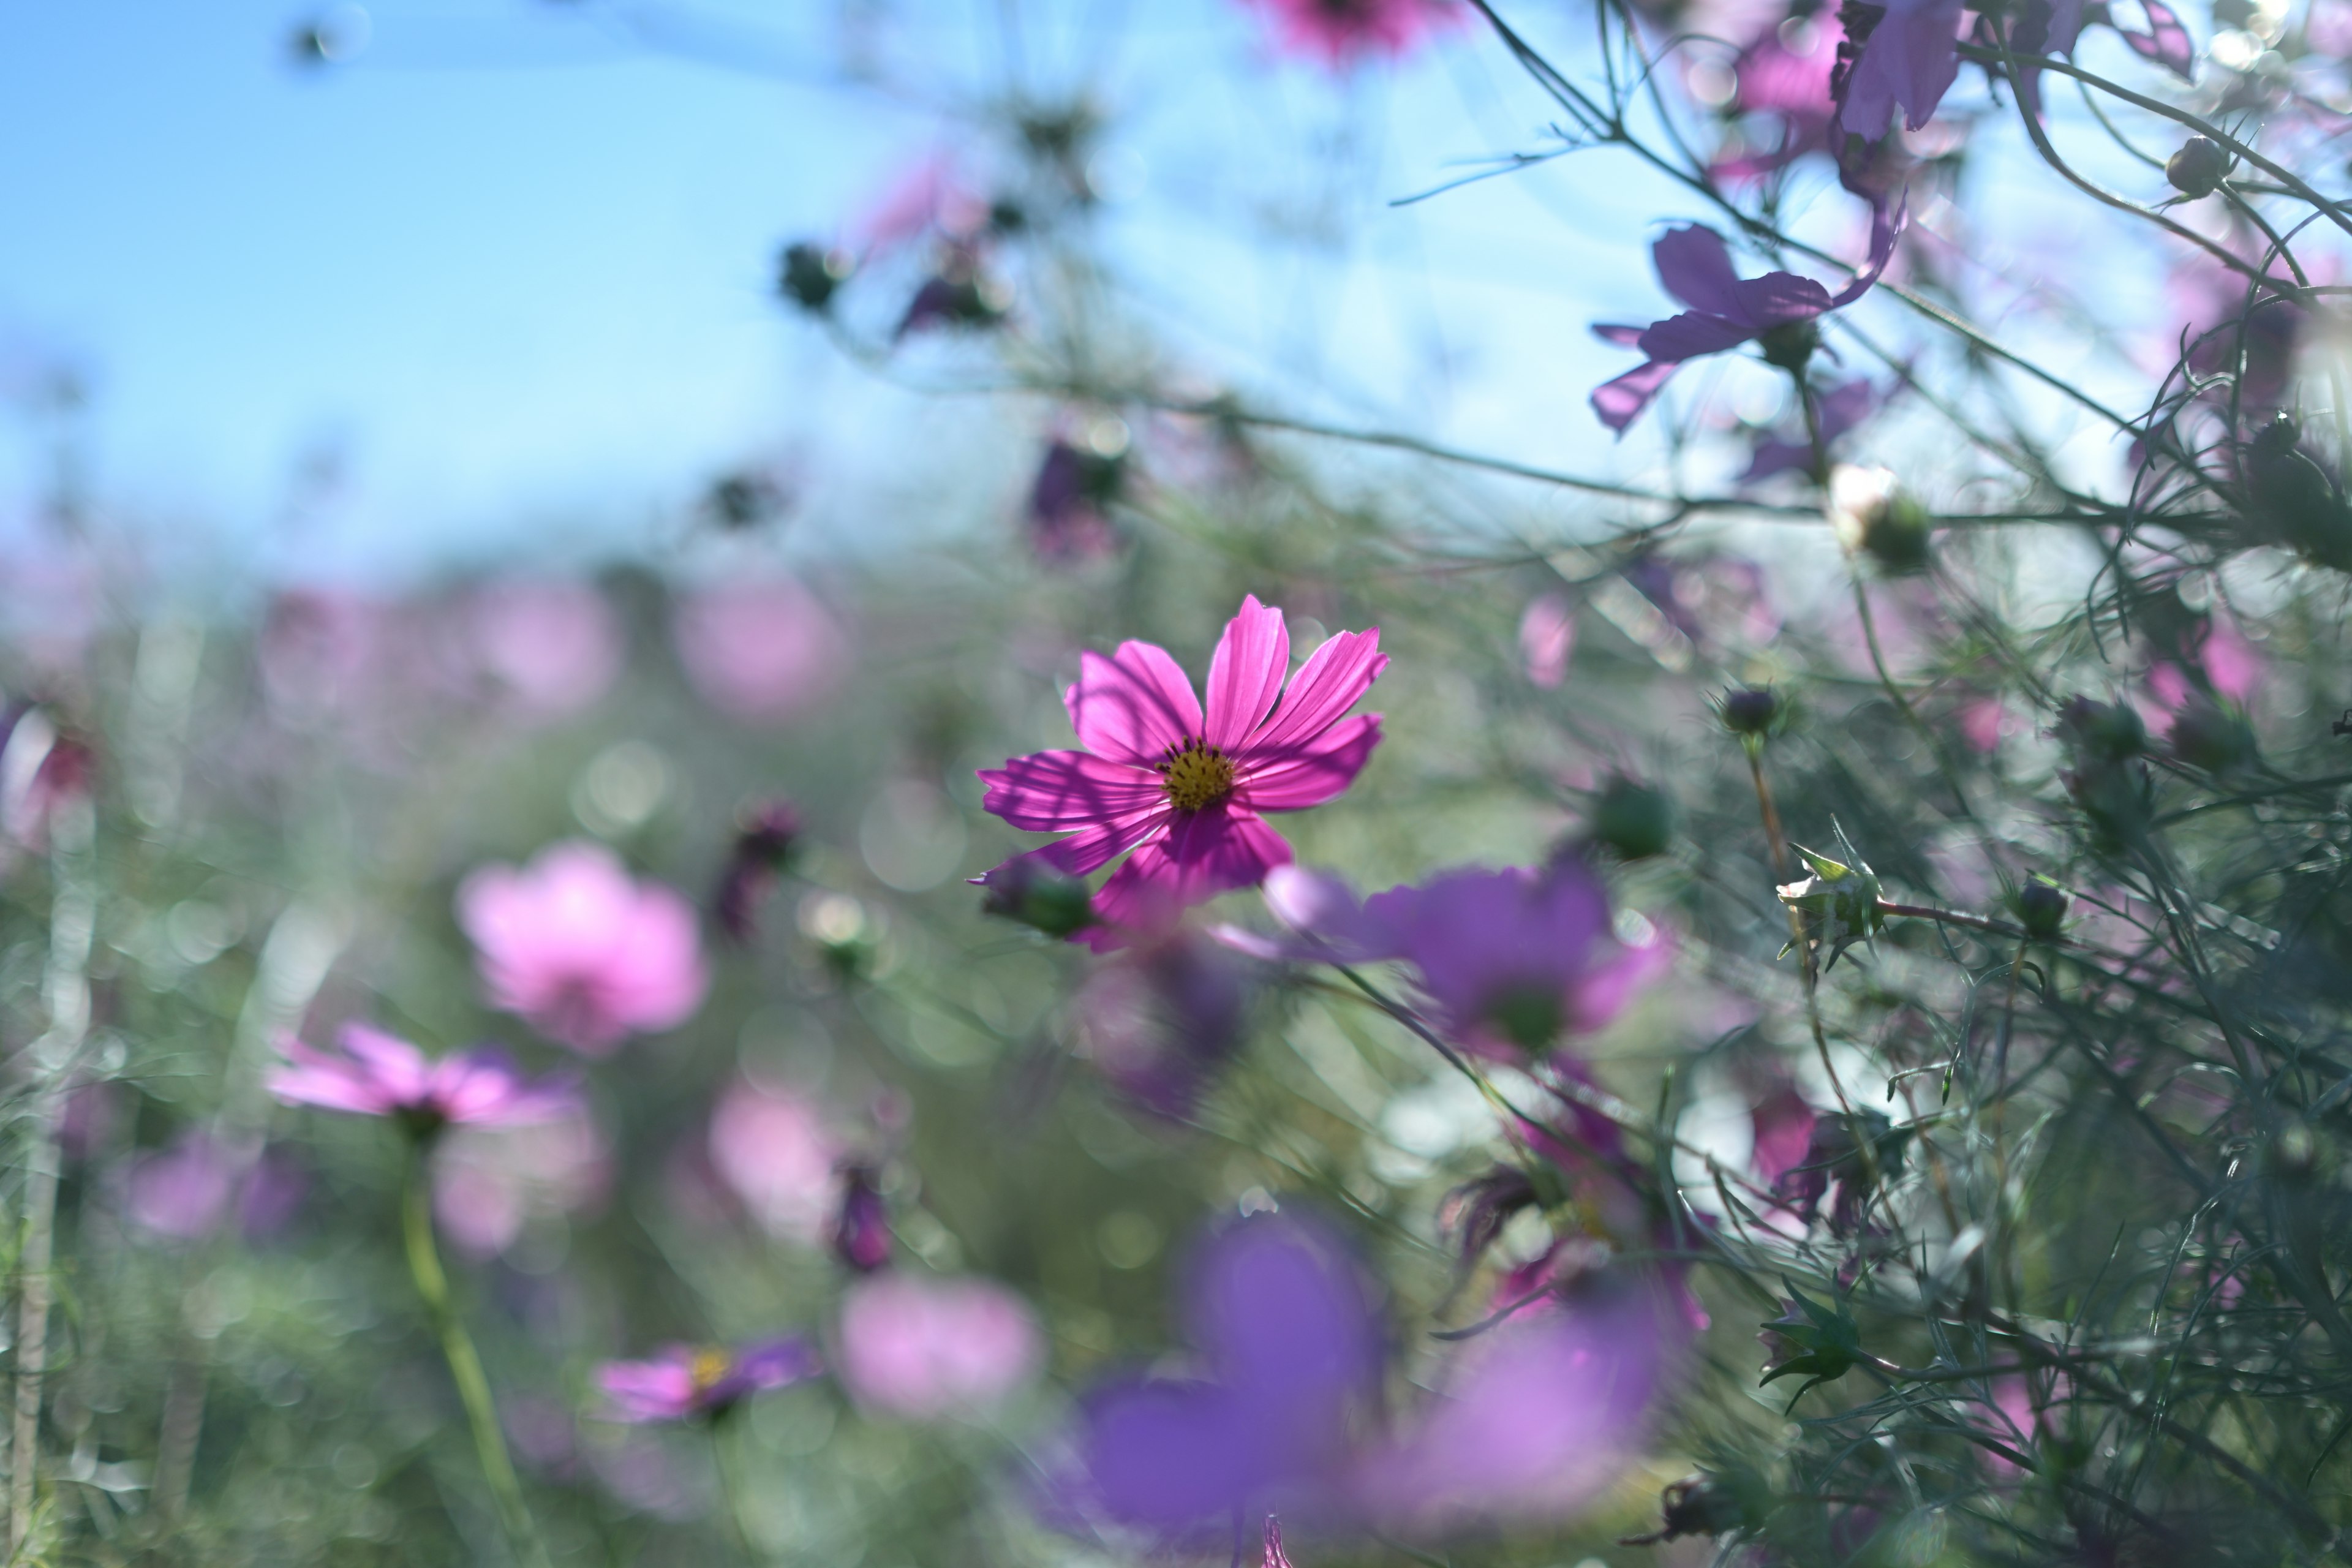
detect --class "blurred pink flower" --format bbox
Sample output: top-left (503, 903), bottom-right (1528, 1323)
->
top-left (1517, 595), bottom-right (1575, 689)
top-left (673, 579), bottom-right (849, 724)
top-left (1225, 859), bottom-right (1670, 1053)
top-left (1957, 696), bottom-right (2012, 754)
top-left (268, 1023), bottom-right (579, 1132)
top-left (470, 580), bottom-right (624, 718)
top-left (837, 1273), bottom-right (1043, 1418)
top-left (849, 152), bottom-right (988, 255)
top-left (456, 842), bottom-right (709, 1054)
top-left (1709, 16), bottom-right (1841, 184)
top-left (1247, 0), bottom-right (1459, 67)
top-left (978, 595), bottom-right (1387, 950)
top-left (1073, 931), bottom-right (1249, 1117)
top-left (126, 1134), bottom-right (238, 1240)
top-left (709, 1078), bottom-right (841, 1242)
top-left (432, 1106), bottom-right (611, 1259)
top-left (598, 1338), bottom-right (821, 1424)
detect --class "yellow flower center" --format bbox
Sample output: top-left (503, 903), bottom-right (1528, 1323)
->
top-left (1158, 737), bottom-right (1237, 812)
top-left (688, 1348), bottom-right (733, 1394)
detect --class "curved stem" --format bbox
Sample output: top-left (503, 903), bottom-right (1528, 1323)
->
top-left (402, 1150), bottom-right (550, 1568)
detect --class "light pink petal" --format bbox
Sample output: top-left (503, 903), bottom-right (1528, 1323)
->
top-left (979, 750), bottom-right (1170, 830)
top-left (266, 1064), bottom-right (390, 1117)
top-left (1033, 807), bottom-right (1174, 877)
top-left (1088, 810), bottom-right (1292, 944)
top-left (1257, 863), bottom-right (1399, 960)
top-left (1065, 643), bottom-right (1205, 767)
top-left (1567, 929), bottom-right (1675, 1032)
top-left (336, 1024), bottom-right (431, 1103)
top-left (1244, 628), bottom-right (1388, 759)
top-left (1237, 714), bottom-right (1383, 812)
top-left (1204, 595), bottom-right (1291, 750)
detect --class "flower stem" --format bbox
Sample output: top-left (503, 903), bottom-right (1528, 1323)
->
top-left (401, 1152), bottom-right (550, 1568)
top-left (710, 1408), bottom-right (762, 1562)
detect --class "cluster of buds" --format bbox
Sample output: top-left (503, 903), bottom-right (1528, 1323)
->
top-left (1774, 827), bottom-right (1885, 971)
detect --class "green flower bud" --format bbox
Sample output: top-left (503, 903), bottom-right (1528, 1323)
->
top-left (2166, 135), bottom-right (2230, 198)
top-left (1590, 775), bottom-right (1677, 861)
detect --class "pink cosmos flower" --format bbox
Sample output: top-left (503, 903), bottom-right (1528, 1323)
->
top-left (433, 1107), bottom-right (612, 1259)
top-left (597, 1338), bottom-right (821, 1424)
top-left (978, 595), bottom-right (1387, 951)
top-left (267, 1023), bottom-right (579, 1132)
top-left (671, 579), bottom-right (849, 724)
top-left (708, 1077), bottom-right (842, 1242)
top-left (1223, 860), bottom-right (1670, 1053)
top-left (837, 1274), bottom-right (1044, 1418)
top-left (456, 842), bottom-right (709, 1054)
top-left (469, 580), bottom-right (624, 719)
top-left (1248, 0), bottom-right (1459, 67)
top-left (1593, 206), bottom-right (1903, 434)
top-left (1517, 595), bottom-right (1575, 689)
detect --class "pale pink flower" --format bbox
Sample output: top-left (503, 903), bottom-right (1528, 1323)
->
top-left (1247, 0), bottom-right (1460, 68)
top-left (456, 842), bottom-right (709, 1054)
top-left (708, 1078), bottom-right (841, 1242)
top-left (672, 579), bottom-right (849, 724)
top-left (268, 1023), bottom-right (579, 1132)
top-left (837, 1273), bottom-right (1043, 1418)
top-left (978, 595), bottom-right (1387, 950)
top-left (470, 580), bottom-right (624, 718)
top-left (432, 1106), bottom-right (611, 1259)
top-left (598, 1338), bottom-right (821, 1424)
top-left (1518, 595), bottom-right (1575, 689)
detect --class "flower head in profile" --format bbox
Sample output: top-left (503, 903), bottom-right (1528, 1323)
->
top-left (1249, 0), bottom-right (1459, 69)
top-left (1223, 859), bottom-right (1670, 1054)
top-left (978, 595), bottom-right (1387, 951)
top-left (597, 1338), bottom-right (821, 1424)
top-left (456, 842), bottom-right (709, 1055)
top-left (1592, 206), bottom-right (1904, 434)
top-left (267, 1024), bottom-right (579, 1139)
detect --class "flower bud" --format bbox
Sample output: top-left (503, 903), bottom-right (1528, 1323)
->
top-left (1717, 685), bottom-right (1787, 740)
top-left (714, 801), bottom-right (802, 941)
top-left (778, 241), bottom-right (854, 313)
top-left (2057, 696), bottom-right (2146, 761)
top-left (1829, 464), bottom-right (1931, 575)
top-left (1758, 1286), bottom-right (1864, 1387)
top-left (2166, 135), bottom-right (2230, 198)
top-left (830, 1163), bottom-right (893, 1273)
top-left (974, 856), bottom-right (1096, 939)
top-left (1620, 1471), bottom-right (1770, 1545)
top-left (1588, 775), bottom-right (1676, 861)
top-left (1776, 832), bottom-right (1885, 971)
top-left (2167, 693), bottom-right (2258, 775)
top-left (2013, 881), bottom-right (2067, 940)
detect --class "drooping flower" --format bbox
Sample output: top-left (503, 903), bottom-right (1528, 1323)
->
top-left (267, 1024), bottom-right (579, 1136)
top-left (1222, 859), bottom-right (1670, 1054)
top-left (837, 1273), bottom-right (1044, 1419)
top-left (977, 595), bottom-right (1387, 950)
top-left (1054, 1214), bottom-right (1382, 1535)
top-left (1028, 432), bottom-right (1125, 562)
top-left (829, 1162), bottom-right (893, 1273)
top-left (1592, 205), bottom-right (1903, 434)
top-left (1247, 0), bottom-right (1460, 68)
top-left (597, 1338), bottom-right (821, 1424)
top-left (456, 842), bottom-right (709, 1054)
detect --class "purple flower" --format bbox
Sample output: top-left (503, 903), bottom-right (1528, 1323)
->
top-left (1591, 206), bottom-right (1902, 434)
top-left (1740, 376), bottom-right (1887, 483)
top-left (830, 1162), bottom-right (893, 1273)
top-left (1223, 861), bottom-right (1670, 1054)
top-left (1057, 1215), bottom-right (1381, 1536)
top-left (712, 800), bottom-right (801, 942)
top-left (1073, 932), bottom-right (1250, 1116)
top-left (597, 1338), bottom-right (821, 1424)
top-left (266, 1024), bottom-right (579, 1136)
top-left (1829, 0), bottom-right (1970, 141)
top-left (1028, 435), bottom-right (1125, 562)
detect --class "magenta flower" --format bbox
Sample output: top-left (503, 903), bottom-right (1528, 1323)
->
top-left (1224, 860), bottom-right (1670, 1054)
top-left (1247, 0), bottom-right (1459, 68)
top-left (1592, 205), bottom-right (1902, 434)
top-left (837, 1274), bottom-right (1044, 1419)
top-left (978, 595), bottom-right (1387, 950)
top-left (268, 1024), bottom-right (579, 1135)
top-left (456, 842), bottom-right (709, 1055)
top-left (1709, 16), bottom-right (1842, 186)
top-left (597, 1338), bottom-right (821, 1424)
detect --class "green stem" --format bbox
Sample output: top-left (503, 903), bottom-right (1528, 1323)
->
top-left (710, 1409), bottom-right (761, 1563)
top-left (402, 1151), bottom-right (551, 1568)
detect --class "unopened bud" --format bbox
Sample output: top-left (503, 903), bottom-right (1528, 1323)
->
top-left (1718, 685), bottom-right (1787, 740)
top-left (975, 856), bottom-right (1096, 938)
top-left (2057, 696), bottom-right (2147, 761)
top-left (1589, 775), bottom-right (1676, 860)
top-left (1829, 464), bottom-right (1932, 575)
top-left (778, 241), bottom-right (854, 313)
top-left (2014, 881), bottom-right (2068, 940)
top-left (2166, 136), bottom-right (2230, 198)
top-left (830, 1164), bottom-right (892, 1273)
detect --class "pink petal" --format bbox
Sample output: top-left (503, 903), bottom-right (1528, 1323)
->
top-left (1238, 714), bottom-right (1383, 812)
top-left (1089, 810), bottom-right (1292, 943)
top-left (337, 1024), bottom-right (431, 1104)
top-left (1592, 358), bottom-right (1682, 434)
top-left (1204, 595), bottom-right (1291, 750)
top-left (1245, 628), bottom-right (1388, 760)
top-left (1033, 807), bottom-right (1174, 877)
top-left (1065, 643), bottom-right (1205, 767)
top-left (979, 750), bottom-right (1169, 830)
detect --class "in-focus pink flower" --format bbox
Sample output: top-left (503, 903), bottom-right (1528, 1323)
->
top-left (470, 581), bottom-right (624, 719)
top-left (1224, 860), bottom-right (1670, 1054)
top-left (837, 1274), bottom-right (1043, 1418)
top-left (1248, 0), bottom-right (1459, 68)
top-left (709, 1078), bottom-right (842, 1242)
top-left (456, 842), bottom-right (709, 1054)
top-left (597, 1338), bottom-right (821, 1424)
top-left (672, 579), bottom-right (849, 723)
top-left (1517, 595), bottom-right (1575, 689)
top-left (978, 595), bottom-right (1387, 950)
top-left (268, 1024), bottom-right (579, 1134)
